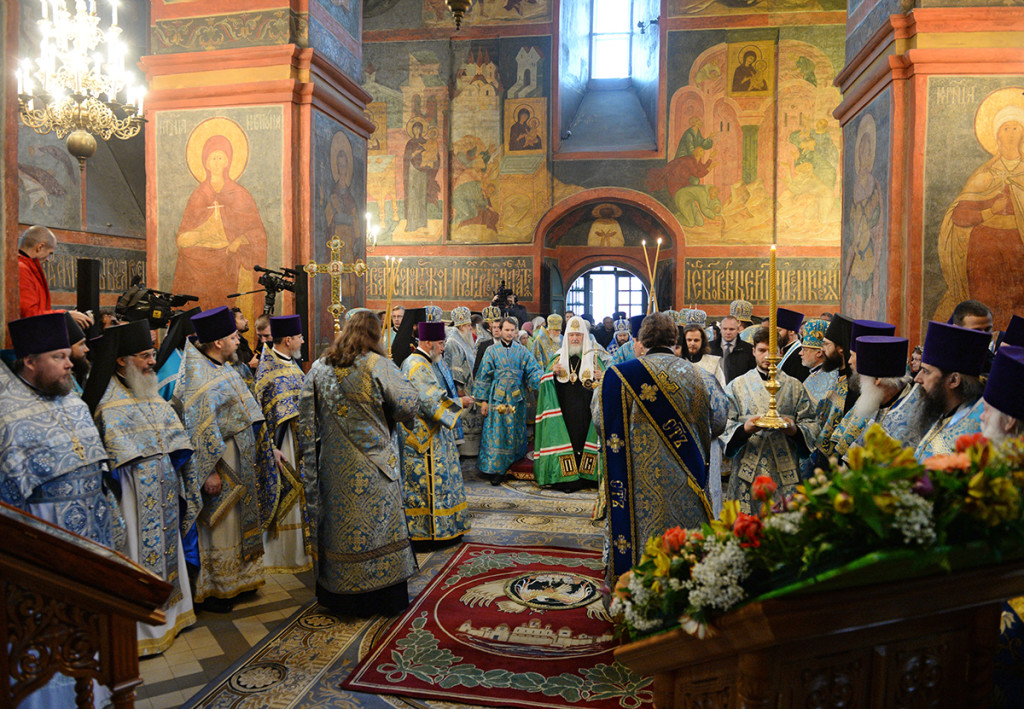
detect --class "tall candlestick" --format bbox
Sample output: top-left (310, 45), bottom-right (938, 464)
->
top-left (755, 244), bottom-right (786, 429)
top-left (769, 245), bottom-right (777, 355)
top-left (650, 236), bottom-right (663, 313)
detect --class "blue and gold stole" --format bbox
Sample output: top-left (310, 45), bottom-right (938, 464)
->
top-left (602, 358), bottom-right (711, 577)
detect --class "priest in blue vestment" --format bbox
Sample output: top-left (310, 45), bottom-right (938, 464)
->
top-left (473, 316), bottom-right (543, 485)
top-left (594, 313), bottom-right (724, 585)
top-left (400, 321), bottom-right (471, 542)
top-left (93, 320), bottom-right (197, 655)
top-left (254, 314), bottom-right (312, 574)
top-left (298, 310), bottom-right (420, 615)
top-left (174, 306), bottom-right (275, 611)
top-left (913, 321), bottom-right (990, 460)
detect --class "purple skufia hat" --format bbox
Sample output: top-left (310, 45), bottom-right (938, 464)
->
top-left (851, 319), bottom-right (896, 353)
top-left (629, 314), bottom-right (645, 339)
top-left (190, 306), bottom-right (236, 344)
top-left (921, 321), bottom-right (991, 376)
top-left (270, 315), bottom-right (302, 339)
top-left (984, 344), bottom-right (1024, 420)
top-left (1003, 314), bottom-right (1024, 348)
top-left (776, 307), bottom-right (804, 332)
top-left (8, 312), bottom-right (70, 360)
top-left (417, 321), bottom-right (446, 342)
top-left (855, 336), bottom-right (908, 379)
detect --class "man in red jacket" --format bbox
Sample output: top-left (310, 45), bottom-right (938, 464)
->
top-left (18, 226), bottom-right (93, 329)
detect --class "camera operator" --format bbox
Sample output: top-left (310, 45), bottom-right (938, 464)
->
top-left (506, 295), bottom-right (528, 328)
top-left (231, 307), bottom-right (255, 370)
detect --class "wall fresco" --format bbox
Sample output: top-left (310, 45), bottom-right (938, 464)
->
top-left (543, 201), bottom-right (675, 248)
top-left (154, 107), bottom-right (284, 331)
top-left (685, 257), bottom-right (840, 304)
top-left (925, 78), bottom-right (1024, 331)
top-left (18, 126), bottom-right (82, 232)
top-left (311, 112), bottom-right (367, 349)
top-left (669, 0), bottom-right (844, 18)
top-left (41, 243), bottom-right (146, 295)
top-left (841, 86), bottom-right (891, 321)
top-left (423, 0), bottom-right (551, 27)
top-left (363, 42), bottom-right (449, 244)
top-left (366, 255), bottom-right (534, 301)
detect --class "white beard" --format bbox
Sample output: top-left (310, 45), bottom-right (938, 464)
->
top-left (125, 363), bottom-right (160, 399)
top-left (458, 327), bottom-right (475, 349)
top-left (568, 343), bottom-right (583, 357)
top-left (851, 377), bottom-right (885, 420)
top-left (981, 410), bottom-right (1015, 444)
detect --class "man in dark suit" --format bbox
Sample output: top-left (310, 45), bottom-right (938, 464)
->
top-left (709, 315), bottom-right (755, 383)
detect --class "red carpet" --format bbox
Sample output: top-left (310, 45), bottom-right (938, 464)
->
top-left (342, 543), bottom-right (654, 709)
top-left (508, 454), bottom-right (535, 480)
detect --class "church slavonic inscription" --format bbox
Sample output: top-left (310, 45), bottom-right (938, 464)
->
top-left (366, 256), bottom-right (533, 301)
top-left (685, 257), bottom-right (839, 305)
top-left (41, 245), bottom-right (146, 294)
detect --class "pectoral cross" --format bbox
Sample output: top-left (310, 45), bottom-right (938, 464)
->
top-left (208, 201), bottom-right (223, 218)
top-left (304, 234), bottom-right (368, 334)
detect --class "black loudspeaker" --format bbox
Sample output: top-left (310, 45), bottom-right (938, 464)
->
top-left (293, 264), bottom-right (310, 363)
top-left (76, 259), bottom-right (101, 337)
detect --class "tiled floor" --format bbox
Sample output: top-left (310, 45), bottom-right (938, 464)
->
top-left (136, 571), bottom-right (316, 709)
top-left (135, 460), bottom-right (599, 708)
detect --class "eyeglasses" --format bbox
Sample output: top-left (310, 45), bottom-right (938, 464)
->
top-left (133, 351), bottom-right (157, 361)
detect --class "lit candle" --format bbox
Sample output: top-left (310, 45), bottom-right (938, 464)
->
top-left (137, 89), bottom-right (144, 113)
top-left (41, 0), bottom-right (48, 21)
top-left (769, 245), bottom-right (777, 356)
top-left (16, 67), bottom-right (23, 95)
top-left (110, 0), bottom-right (117, 26)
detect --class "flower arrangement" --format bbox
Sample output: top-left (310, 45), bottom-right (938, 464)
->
top-left (610, 426), bottom-right (1024, 640)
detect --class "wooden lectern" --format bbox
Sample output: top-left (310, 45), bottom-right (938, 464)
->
top-left (0, 502), bottom-right (172, 709)
top-left (614, 558), bottom-right (1024, 708)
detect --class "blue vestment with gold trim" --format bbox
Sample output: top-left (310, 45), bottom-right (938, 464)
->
top-left (472, 341), bottom-right (542, 476)
top-left (595, 352), bottom-right (720, 584)
top-left (400, 350), bottom-right (468, 541)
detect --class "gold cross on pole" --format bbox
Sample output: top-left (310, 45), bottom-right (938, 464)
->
top-left (304, 234), bottom-right (367, 334)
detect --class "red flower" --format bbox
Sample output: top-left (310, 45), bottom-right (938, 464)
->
top-left (752, 475), bottom-right (778, 502)
top-left (733, 513), bottom-right (764, 548)
top-left (662, 526), bottom-right (687, 555)
top-left (956, 432), bottom-right (988, 453)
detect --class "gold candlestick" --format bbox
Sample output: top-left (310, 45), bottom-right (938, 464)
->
top-left (650, 237), bottom-right (662, 313)
top-left (756, 245), bottom-right (787, 429)
top-left (382, 255), bottom-right (403, 358)
top-left (641, 239), bottom-right (653, 314)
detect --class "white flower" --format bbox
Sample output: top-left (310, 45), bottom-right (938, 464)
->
top-left (892, 485), bottom-right (937, 547)
top-left (686, 537), bottom-right (750, 612)
top-left (764, 511), bottom-right (802, 535)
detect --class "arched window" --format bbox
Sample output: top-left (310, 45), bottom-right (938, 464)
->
top-left (591, 0), bottom-right (632, 80)
top-left (566, 266), bottom-right (648, 319)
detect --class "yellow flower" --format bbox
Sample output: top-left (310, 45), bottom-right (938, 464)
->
top-left (833, 492), bottom-right (854, 514)
top-left (720, 500), bottom-right (740, 526)
top-left (644, 535), bottom-right (663, 560)
top-left (847, 446), bottom-right (865, 471)
top-left (653, 553), bottom-right (671, 577)
top-left (651, 579), bottom-right (661, 594)
top-left (968, 471), bottom-right (988, 499)
top-left (873, 493), bottom-right (896, 515)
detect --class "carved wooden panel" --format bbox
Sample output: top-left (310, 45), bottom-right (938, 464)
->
top-left (779, 648), bottom-right (870, 708)
top-left (882, 631), bottom-right (968, 709)
top-left (6, 580), bottom-right (102, 706)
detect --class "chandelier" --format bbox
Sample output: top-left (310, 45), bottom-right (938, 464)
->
top-left (16, 0), bottom-right (146, 170)
top-left (445, 0), bottom-right (473, 29)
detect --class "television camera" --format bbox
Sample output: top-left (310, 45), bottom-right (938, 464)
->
top-left (115, 277), bottom-right (198, 329)
top-left (228, 265), bottom-right (300, 315)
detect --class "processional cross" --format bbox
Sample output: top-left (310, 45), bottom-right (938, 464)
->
top-left (304, 234), bottom-right (367, 334)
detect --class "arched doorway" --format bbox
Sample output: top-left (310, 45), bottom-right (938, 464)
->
top-left (566, 264), bottom-right (648, 320)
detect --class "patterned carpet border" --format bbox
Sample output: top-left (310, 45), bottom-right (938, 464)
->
top-left (341, 543), bottom-right (653, 709)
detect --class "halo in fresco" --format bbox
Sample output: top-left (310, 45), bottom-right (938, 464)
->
top-left (975, 87), bottom-right (1024, 156)
top-left (185, 117), bottom-right (249, 183)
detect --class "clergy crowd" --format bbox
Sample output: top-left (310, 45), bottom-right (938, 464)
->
top-left (5, 224), bottom-right (1024, 705)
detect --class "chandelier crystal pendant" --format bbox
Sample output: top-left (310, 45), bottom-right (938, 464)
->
top-left (16, 0), bottom-right (146, 170)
